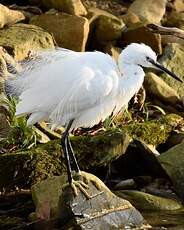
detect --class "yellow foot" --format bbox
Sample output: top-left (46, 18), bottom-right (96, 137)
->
top-left (80, 171), bottom-right (103, 191)
top-left (63, 172), bottom-right (104, 199)
top-left (62, 179), bottom-right (92, 199)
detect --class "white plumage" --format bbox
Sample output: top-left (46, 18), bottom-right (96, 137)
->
top-left (6, 43), bottom-right (171, 130)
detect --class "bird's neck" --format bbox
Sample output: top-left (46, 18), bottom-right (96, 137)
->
top-left (118, 62), bottom-right (145, 103)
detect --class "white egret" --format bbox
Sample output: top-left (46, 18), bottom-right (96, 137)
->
top-left (5, 43), bottom-right (182, 198)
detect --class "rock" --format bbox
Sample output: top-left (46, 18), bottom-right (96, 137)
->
top-left (31, 172), bottom-right (145, 229)
top-left (95, 15), bottom-right (124, 44)
top-left (114, 179), bottom-right (137, 190)
top-left (30, 12), bottom-right (89, 51)
top-left (108, 140), bottom-right (168, 185)
top-left (42, 0), bottom-right (87, 16)
top-left (158, 141), bottom-right (184, 202)
top-left (0, 128), bottom-right (130, 190)
top-left (164, 11), bottom-right (184, 30)
top-left (121, 11), bottom-right (141, 28)
top-left (0, 4), bottom-right (25, 29)
top-left (116, 190), bottom-right (182, 211)
top-left (115, 117), bottom-right (173, 146)
top-left (158, 132), bottom-right (184, 153)
top-left (144, 72), bottom-right (181, 110)
top-left (87, 8), bottom-right (125, 47)
top-left (122, 26), bottom-right (162, 55)
top-left (0, 107), bottom-right (11, 145)
top-left (159, 43), bottom-right (184, 97)
top-left (31, 175), bottom-right (66, 218)
top-left (0, 46), bottom-right (21, 79)
top-left (172, 0), bottom-right (184, 12)
top-left (0, 23), bottom-right (54, 61)
top-left (0, 148), bottom-right (62, 191)
top-left (128, 0), bottom-right (166, 24)
top-left (84, 0), bottom-right (127, 16)
top-left (72, 128), bottom-right (130, 170)
top-left (103, 44), bottom-right (122, 62)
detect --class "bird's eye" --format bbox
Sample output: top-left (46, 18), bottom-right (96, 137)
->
top-left (146, 56), bottom-right (152, 62)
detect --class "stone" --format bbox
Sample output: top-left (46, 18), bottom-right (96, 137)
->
top-left (87, 8), bottom-right (125, 46)
top-left (108, 140), bottom-right (168, 185)
top-left (0, 4), bottom-right (25, 29)
top-left (42, 0), bottom-right (87, 16)
top-left (122, 26), bottom-right (162, 55)
top-left (144, 72), bottom-right (181, 108)
top-left (115, 179), bottom-right (137, 190)
top-left (95, 15), bottom-right (124, 43)
top-left (0, 107), bottom-right (11, 145)
top-left (120, 11), bottom-right (142, 28)
top-left (0, 148), bottom-right (62, 191)
top-left (0, 128), bottom-right (130, 190)
top-left (0, 23), bottom-right (54, 61)
top-left (115, 117), bottom-right (173, 146)
top-left (158, 141), bottom-right (184, 202)
top-left (103, 44), bottom-right (122, 62)
top-left (30, 12), bottom-right (89, 51)
top-left (159, 43), bottom-right (184, 96)
top-left (116, 190), bottom-right (182, 211)
top-left (128, 0), bottom-right (166, 24)
top-left (31, 176), bottom-right (66, 218)
top-left (31, 172), bottom-right (145, 229)
top-left (173, 0), bottom-right (184, 12)
top-left (164, 11), bottom-right (184, 29)
top-left (158, 132), bottom-right (184, 153)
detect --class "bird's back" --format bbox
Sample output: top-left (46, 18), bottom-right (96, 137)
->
top-left (7, 49), bottom-right (119, 127)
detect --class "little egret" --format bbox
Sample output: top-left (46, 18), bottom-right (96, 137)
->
top-left (5, 43), bottom-right (182, 198)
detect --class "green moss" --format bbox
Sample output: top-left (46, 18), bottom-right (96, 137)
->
top-left (123, 120), bottom-right (172, 146)
top-left (0, 216), bottom-right (22, 229)
top-left (0, 148), bottom-right (62, 191)
top-left (115, 113), bottom-right (184, 146)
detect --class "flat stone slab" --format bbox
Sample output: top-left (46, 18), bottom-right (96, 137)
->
top-left (31, 172), bottom-right (146, 229)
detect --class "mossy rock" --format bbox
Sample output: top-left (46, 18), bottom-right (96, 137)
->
top-left (123, 120), bottom-right (172, 146)
top-left (116, 190), bottom-right (183, 211)
top-left (0, 129), bottom-right (130, 191)
top-left (115, 114), bottom-right (184, 146)
top-left (0, 148), bottom-right (62, 191)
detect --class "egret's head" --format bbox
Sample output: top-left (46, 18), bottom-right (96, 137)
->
top-left (120, 43), bottom-right (183, 83)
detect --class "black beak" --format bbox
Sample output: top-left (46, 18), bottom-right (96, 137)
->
top-left (148, 59), bottom-right (183, 83)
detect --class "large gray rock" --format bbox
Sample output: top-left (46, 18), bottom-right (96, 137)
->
top-left (0, 4), bottom-right (25, 29)
top-left (158, 141), bottom-right (184, 202)
top-left (0, 23), bottom-right (54, 61)
top-left (42, 0), bottom-right (87, 16)
top-left (30, 12), bottom-right (89, 51)
top-left (159, 43), bottom-right (184, 97)
top-left (31, 172), bottom-right (145, 229)
top-left (128, 0), bottom-right (166, 24)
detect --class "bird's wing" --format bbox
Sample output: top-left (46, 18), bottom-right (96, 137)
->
top-left (15, 51), bottom-right (119, 126)
top-left (5, 48), bottom-right (78, 96)
top-left (49, 65), bottom-right (116, 125)
top-left (20, 47), bottom-right (76, 75)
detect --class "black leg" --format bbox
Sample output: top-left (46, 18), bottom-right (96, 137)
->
top-left (67, 136), bottom-right (80, 173)
top-left (61, 119), bottom-right (74, 184)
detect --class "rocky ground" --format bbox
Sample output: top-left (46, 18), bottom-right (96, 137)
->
top-left (1, 0), bottom-right (184, 229)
